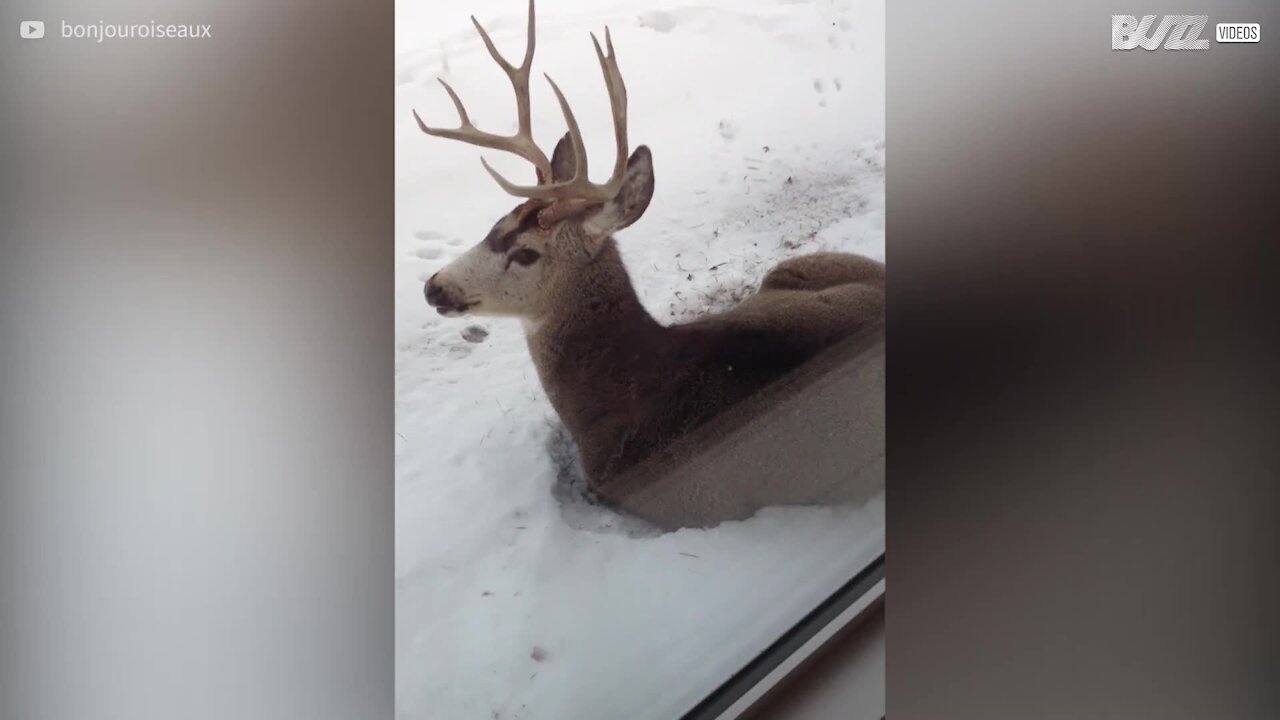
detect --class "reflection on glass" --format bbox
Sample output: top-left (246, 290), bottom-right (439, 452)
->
top-left (396, 0), bottom-right (885, 717)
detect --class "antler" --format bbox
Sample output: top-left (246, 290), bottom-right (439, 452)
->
top-left (412, 0), bottom-right (553, 184)
top-left (416, 0), bottom-right (631, 212)
top-left (492, 28), bottom-right (629, 206)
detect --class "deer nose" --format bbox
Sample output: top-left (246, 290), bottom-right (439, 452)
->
top-left (424, 273), bottom-right (445, 306)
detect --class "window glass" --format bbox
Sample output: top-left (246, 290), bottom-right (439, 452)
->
top-left (396, 1), bottom-right (885, 717)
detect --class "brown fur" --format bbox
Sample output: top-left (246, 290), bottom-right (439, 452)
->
top-left (524, 234), bottom-right (884, 489)
top-left (427, 139), bottom-right (884, 494)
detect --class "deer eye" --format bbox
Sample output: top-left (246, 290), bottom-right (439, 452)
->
top-left (509, 248), bottom-right (541, 266)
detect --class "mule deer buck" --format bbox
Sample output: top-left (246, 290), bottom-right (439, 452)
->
top-left (419, 0), bottom-right (884, 514)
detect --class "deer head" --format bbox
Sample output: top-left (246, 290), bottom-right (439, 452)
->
top-left (418, 0), bottom-right (654, 319)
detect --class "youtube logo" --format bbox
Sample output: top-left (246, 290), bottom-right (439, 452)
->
top-left (20, 20), bottom-right (45, 39)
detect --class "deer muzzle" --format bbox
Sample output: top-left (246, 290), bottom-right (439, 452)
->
top-left (424, 272), bottom-right (473, 316)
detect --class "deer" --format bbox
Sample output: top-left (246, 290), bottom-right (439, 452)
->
top-left (418, 0), bottom-right (884, 503)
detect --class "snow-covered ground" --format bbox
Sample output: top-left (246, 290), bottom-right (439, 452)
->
top-left (395, 1), bottom-right (885, 718)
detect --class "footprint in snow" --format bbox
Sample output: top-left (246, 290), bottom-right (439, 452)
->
top-left (412, 229), bottom-right (463, 262)
top-left (638, 11), bottom-right (677, 33)
top-left (461, 325), bottom-right (489, 343)
top-left (814, 78), bottom-right (834, 107)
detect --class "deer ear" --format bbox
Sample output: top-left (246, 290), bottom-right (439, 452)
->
top-left (584, 146), bottom-right (655, 238)
top-left (550, 132), bottom-right (577, 183)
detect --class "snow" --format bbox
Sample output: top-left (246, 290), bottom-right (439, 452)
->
top-left (395, 0), bottom-right (885, 718)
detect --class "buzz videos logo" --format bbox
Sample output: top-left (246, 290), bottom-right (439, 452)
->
top-left (1113, 15), bottom-right (1209, 50)
top-left (1112, 15), bottom-right (1261, 50)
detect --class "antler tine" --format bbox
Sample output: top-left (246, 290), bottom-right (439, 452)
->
top-left (413, 0), bottom-right (552, 185)
top-left (470, 0), bottom-right (536, 73)
top-left (480, 73), bottom-right (583, 196)
top-left (485, 25), bottom-right (631, 204)
top-left (593, 27), bottom-right (629, 191)
top-left (413, 79), bottom-right (469, 133)
top-left (469, 0), bottom-right (535, 135)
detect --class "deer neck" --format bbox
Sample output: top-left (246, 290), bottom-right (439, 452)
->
top-left (526, 238), bottom-right (664, 352)
top-left (523, 238), bottom-right (668, 433)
